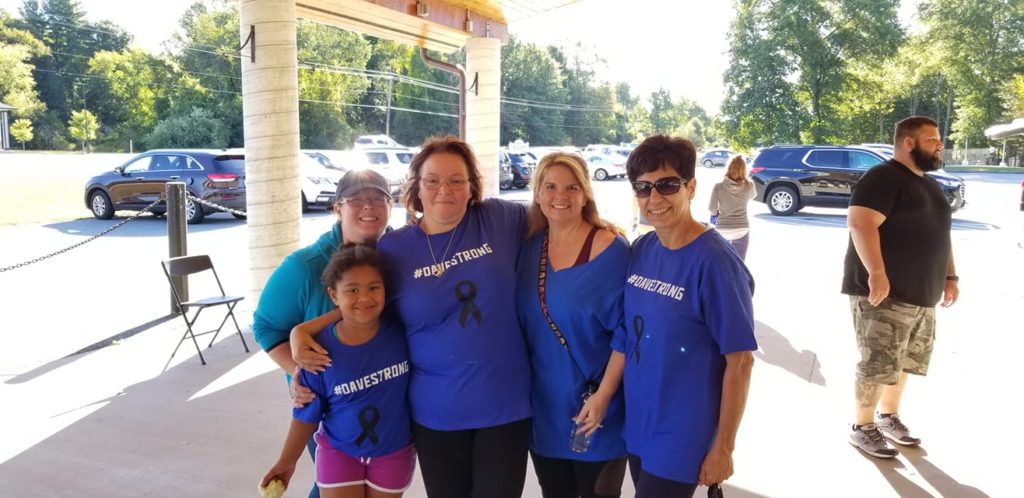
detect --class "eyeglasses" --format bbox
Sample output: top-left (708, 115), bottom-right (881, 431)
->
top-left (341, 197), bottom-right (389, 208)
top-left (631, 177), bottom-right (689, 198)
top-left (420, 176), bottom-right (470, 191)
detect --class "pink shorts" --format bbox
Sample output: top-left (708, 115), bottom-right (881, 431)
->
top-left (314, 431), bottom-right (416, 493)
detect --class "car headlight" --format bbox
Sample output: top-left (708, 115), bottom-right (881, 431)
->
top-left (934, 178), bottom-right (959, 187)
top-left (308, 177), bottom-right (334, 185)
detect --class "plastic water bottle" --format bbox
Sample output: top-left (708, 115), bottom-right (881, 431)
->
top-left (569, 391), bottom-right (593, 453)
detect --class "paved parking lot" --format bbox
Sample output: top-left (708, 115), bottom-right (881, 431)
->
top-left (0, 165), bottom-right (1022, 496)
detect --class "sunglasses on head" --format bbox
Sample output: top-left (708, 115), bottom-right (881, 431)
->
top-left (631, 177), bottom-right (689, 198)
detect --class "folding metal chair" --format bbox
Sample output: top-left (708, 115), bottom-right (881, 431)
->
top-left (161, 255), bottom-right (250, 365)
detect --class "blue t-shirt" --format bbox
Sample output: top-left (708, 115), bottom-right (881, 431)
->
top-left (516, 232), bottom-right (629, 461)
top-left (621, 229), bottom-right (757, 484)
top-left (377, 198), bottom-right (531, 430)
top-left (293, 314), bottom-right (411, 458)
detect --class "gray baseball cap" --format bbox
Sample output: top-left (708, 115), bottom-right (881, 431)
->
top-left (335, 168), bottom-right (391, 200)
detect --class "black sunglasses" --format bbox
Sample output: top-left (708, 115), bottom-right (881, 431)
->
top-left (631, 177), bottom-right (689, 198)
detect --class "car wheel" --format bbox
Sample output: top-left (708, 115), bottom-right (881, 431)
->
top-left (89, 190), bottom-right (114, 220)
top-left (703, 159), bottom-right (715, 168)
top-left (767, 185), bottom-right (799, 216)
top-left (500, 178), bottom-right (512, 190)
top-left (232, 213), bottom-right (247, 220)
top-left (186, 197), bottom-right (205, 224)
top-left (594, 168), bottom-right (609, 181)
top-left (301, 193), bottom-right (309, 213)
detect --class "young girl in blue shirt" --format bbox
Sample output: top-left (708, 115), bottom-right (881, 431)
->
top-left (261, 244), bottom-right (414, 498)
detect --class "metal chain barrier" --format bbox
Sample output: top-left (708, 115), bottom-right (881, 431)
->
top-left (187, 193), bottom-right (248, 217)
top-left (0, 198), bottom-right (164, 273)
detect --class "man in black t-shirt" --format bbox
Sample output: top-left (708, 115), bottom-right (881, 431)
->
top-left (841, 116), bottom-right (960, 459)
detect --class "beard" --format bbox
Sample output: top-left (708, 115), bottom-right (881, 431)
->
top-left (910, 143), bottom-right (943, 172)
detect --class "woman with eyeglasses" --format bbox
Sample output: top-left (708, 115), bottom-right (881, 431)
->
top-left (515, 153), bottom-right (629, 498)
top-left (366, 136), bottom-right (532, 497)
top-left (708, 155), bottom-right (756, 260)
top-left (621, 135), bottom-right (757, 498)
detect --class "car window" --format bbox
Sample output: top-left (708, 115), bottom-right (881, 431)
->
top-left (396, 153), bottom-right (413, 164)
top-left (164, 156), bottom-right (186, 171)
top-left (185, 157), bottom-right (204, 170)
top-left (366, 152), bottom-right (388, 165)
top-left (123, 155), bottom-right (155, 173)
top-left (848, 151), bottom-right (881, 169)
top-left (212, 155), bottom-right (245, 173)
top-left (753, 149), bottom-right (802, 168)
top-left (806, 150), bottom-right (844, 168)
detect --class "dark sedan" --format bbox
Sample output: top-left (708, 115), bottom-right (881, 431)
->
top-left (84, 149), bottom-right (246, 224)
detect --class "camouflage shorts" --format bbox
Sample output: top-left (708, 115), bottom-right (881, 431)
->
top-left (850, 296), bottom-right (935, 384)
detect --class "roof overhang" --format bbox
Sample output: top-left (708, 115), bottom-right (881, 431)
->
top-left (295, 0), bottom-right (581, 53)
top-left (984, 118), bottom-right (1024, 140)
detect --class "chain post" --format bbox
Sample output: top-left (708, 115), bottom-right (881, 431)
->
top-left (167, 183), bottom-right (188, 314)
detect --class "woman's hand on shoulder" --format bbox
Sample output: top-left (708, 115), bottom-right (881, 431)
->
top-left (289, 365), bottom-right (316, 408)
top-left (290, 330), bottom-right (331, 373)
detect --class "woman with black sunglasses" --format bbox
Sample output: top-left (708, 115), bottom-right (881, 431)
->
top-left (620, 135), bottom-right (757, 498)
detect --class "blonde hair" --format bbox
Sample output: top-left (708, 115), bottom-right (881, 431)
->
top-left (527, 152), bottom-right (615, 238)
top-left (725, 155), bottom-right (752, 186)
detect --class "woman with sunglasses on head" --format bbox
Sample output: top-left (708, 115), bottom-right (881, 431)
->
top-left (621, 135), bottom-right (757, 498)
top-left (708, 155), bottom-right (756, 261)
top-left (516, 153), bottom-right (629, 498)
top-left (355, 136), bottom-right (531, 498)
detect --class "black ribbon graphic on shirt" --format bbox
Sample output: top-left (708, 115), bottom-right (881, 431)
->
top-left (455, 280), bottom-right (483, 327)
top-left (632, 315), bottom-right (645, 364)
top-left (356, 406), bottom-right (380, 447)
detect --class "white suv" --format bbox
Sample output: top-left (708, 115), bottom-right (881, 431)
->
top-left (300, 154), bottom-right (344, 211)
top-left (355, 147), bottom-right (414, 197)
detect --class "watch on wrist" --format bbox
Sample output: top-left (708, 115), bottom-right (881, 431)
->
top-left (945, 275), bottom-right (959, 282)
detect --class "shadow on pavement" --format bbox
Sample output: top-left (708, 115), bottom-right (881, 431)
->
top-left (43, 214), bottom-right (246, 238)
top-left (754, 212), bottom-right (998, 232)
top-left (861, 446), bottom-right (989, 498)
top-left (4, 313), bottom-right (178, 385)
top-left (753, 321), bottom-right (826, 386)
top-left (0, 336), bottom-right (281, 497)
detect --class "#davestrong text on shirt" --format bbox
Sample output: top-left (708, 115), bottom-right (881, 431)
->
top-left (627, 273), bottom-right (686, 301)
top-left (412, 243), bottom-right (494, 279)
top-left (333, 360), bottom-right (410, 396)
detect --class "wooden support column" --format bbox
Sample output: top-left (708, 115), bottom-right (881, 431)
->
top-left (240, 0), bottom-right (301, 304)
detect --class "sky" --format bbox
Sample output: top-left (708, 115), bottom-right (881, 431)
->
top-left (0, 0), bottom-right (921, 116)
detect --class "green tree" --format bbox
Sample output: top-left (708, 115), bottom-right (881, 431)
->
top-left (549, 43), bottom-right (617, 146)
top-left (0, 10), bottom-right (47, 119)
top-left (19, 0), bottom-right (130, 125)
top-left (766, 0), bottom-right (903, 143)
top-left (168, 1), bottom-right (243, 145)
top-left (67, 108), bottom-right (97, 151)
top-left (86, 48), bottom-right (170, 150)
top-left (501, 36), bottom-right (567, 145)
top-left (146, 106), bottom-right (229, 149)
top-left (648, 89), bottom-right (676, 134)
top-left (296, 19), bottom-right (372, 148)
top-left (921, 0), bottom-right (1024, 147)
top-left (10, 118), bottom-right (33, 149)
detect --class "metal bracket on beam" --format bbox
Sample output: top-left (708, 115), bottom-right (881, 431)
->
top-left (238, 25), bottom-right (256, 63)
top-left (468, 73), bottom-right (479, 96)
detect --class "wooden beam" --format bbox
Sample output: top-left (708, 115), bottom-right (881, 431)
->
top-left (296, 0), bottom-right (508, 54)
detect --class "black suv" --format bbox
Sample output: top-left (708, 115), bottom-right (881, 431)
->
top-left (84, 149), bottom-right (246, 224)
top-left (750, 145), bottom-right (966, 216)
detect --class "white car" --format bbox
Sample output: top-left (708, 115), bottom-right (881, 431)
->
top-left (300, 154), bottom-right (344, 211)
top-left (354, 134), bottom-right (403, 149)
top-left (355, 147), bottom-right (415, 197)
top-left (586, 153), bottom-right (627, 181)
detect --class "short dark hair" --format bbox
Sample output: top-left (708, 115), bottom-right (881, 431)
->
top-left (401, 136), bottom-right (484, 214)
top-left (894, 116), bottom-right (939, 145)
top-left (321, 243), bottom-right (386, 289)
top-left (626, 135), bottom-right (697, 182)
